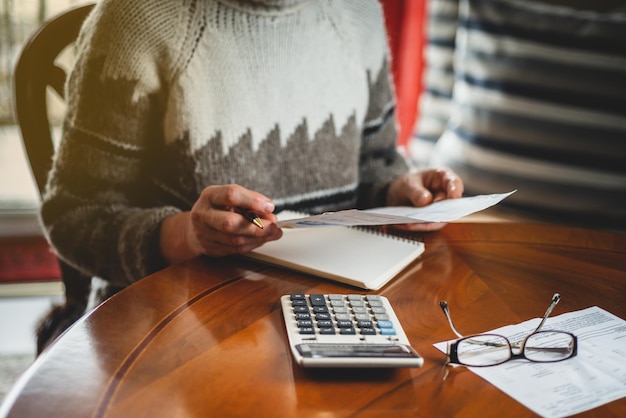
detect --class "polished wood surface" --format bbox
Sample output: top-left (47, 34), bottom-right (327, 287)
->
top-left (2, 223), bottom-right (625, 417)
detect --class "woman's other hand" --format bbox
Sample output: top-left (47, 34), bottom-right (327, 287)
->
top-left (386, 168), bottom-right (464, 232)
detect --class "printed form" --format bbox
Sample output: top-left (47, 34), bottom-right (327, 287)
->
top-left (277, 191), bottom-right (515, 228)
top-left (435, 306), bottom-right (626, 417)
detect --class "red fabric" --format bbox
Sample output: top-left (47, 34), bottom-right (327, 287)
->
top-left (381, 0), bottom-right (427, 149)
top-left (0, 237), bottom-right (61, 283)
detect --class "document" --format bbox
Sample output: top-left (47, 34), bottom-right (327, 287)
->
top-left (277, 191), bottom-right (515, 228)
top-left (434, 306), bottom-right (626, 417)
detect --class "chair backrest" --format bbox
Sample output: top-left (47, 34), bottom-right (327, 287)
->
top-left (13, 4), bottom-right (95, 354)
top-left (13, 3), bottom-right (95, 194)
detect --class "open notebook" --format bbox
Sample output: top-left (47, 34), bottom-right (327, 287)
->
top-left (245, 213), bottom-right (424, 290)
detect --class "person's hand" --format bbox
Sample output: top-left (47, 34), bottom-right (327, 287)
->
top-left (160, 184), bottom-right (282, 263)
top-left (386, 167), bottom-right (464, 232)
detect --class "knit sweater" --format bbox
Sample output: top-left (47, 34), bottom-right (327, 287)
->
top-left (41, 0), bottom-right (408, 297)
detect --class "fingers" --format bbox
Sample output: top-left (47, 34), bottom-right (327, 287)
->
top-left (204, 184), bottom-right (276, 219)
top-left (388, 168), bottom-right (464, 207)
top-left (427, 168), bottom-right (464, 201)
top-left (385, 167), bottom-right (464, 232)
top-left (190, 185), bottom-right (282, 257)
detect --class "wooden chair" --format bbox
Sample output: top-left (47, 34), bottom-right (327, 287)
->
top-left (13, 4), bottom-right (95, 354)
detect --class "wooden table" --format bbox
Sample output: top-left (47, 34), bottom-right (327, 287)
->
top-left (2, 223), bottom-right (625, 417)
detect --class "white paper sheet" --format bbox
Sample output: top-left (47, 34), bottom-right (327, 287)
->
top-left (434, 306), bottom-right (626, 418)
top-left (277, 191), bottom-right (515, 228)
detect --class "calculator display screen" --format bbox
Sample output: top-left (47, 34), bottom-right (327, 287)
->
top-left (296, 343), bottom-right (420, 358)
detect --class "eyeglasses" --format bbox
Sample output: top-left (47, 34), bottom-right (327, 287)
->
top-left (439, 293), bottom-right (577, 367)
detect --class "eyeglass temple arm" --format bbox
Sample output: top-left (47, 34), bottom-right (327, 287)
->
top-left (439, 301), bottom-right (465, 339)
top-left (531, 293), bottom-right (561, 333)
top-left (440, 293), bottom-right (560, 339)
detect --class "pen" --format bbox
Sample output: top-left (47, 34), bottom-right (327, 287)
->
top-left (244, 210), bottom-right (264, 229)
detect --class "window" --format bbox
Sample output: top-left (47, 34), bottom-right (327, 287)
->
top-left (0, 0), bottom-right (94, 236)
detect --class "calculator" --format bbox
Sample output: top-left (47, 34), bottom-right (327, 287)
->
top-left (280, 294), bottom-right (423, 368)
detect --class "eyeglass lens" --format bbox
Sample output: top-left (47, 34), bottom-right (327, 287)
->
top-left (456, 334), bottom-right (510, 366)
top-left (455, 331), bottom-right (575, 367)
top-left (524, 331), bottom-right (575, 362)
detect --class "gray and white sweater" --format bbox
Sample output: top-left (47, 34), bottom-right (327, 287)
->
top-left (41, 0), bottom-right (408, 293)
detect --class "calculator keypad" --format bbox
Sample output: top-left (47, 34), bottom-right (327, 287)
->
top-left (281, 294), bottom-right (423, 367)
top-left (289, 294), bottom-right (396, 337)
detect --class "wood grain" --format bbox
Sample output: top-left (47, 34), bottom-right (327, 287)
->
top-left (2, 223), bottom-right (625, 418)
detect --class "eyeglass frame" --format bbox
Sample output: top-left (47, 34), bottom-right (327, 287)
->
top-left (446, 330), bottom-right (578, 367)
top-left (439, 293), bottom-right (578, 367)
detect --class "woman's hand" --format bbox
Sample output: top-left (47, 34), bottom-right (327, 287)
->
top-left (160, 184), bottom-right (282, 264)
top-left (386, 168), bottom-right (464, 231)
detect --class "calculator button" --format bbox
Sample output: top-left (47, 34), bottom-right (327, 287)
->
top-left (367, 300), bottom-right (384, 307)
top-left (291, 294), bottom-right (306, 300)
top-left (340, 328), bottom-right (356, 335)
top-left (366, 295), bottom-right (382, 301)
top-left (295, 313), bottom-right (311, 320)
top-left (334, 313), bottom-right (351, 321)
top-left (309, 294), bottom-right (326, 306)
top-left (354, 313), bottom-right (370, 321)
top-left (349, 300), bottom-right (365, 307)
top-left (293, 306), bottom-right (309, 313)
top-left (374, 314), bottom-right (390, 321)
top-left (315, 312), bottom-right (331, 320)
top-left (299, 327), bottom-right (315, 334)
top-left (297, 320), bottom-right (313, 327)
top-left (316, 319), bottom-right (333, 327)
top-left (313, 306), bottom-right (329, 313)
top-left (357, 320), bottom-right (374, 328)
top-left (337, 320), bottom-right (354, 328)
top-left (377, 320), bottom-right (394, 329)
top-left (328, 294), bottom-right (344, 301)
top-left (332, 306), bottom-right (348, 314)
top-left (371, 307), bottom-right (387, 314)
top-left (291, 299), bottom-right (307, 306)
top-left (352, 306), bottom-right (367, 314)
top-left (360, 327), bottom-right (377, 335)
top-left (347, 295), bottom-right (362, 301)
top-left (380, 328), bottom-right (396, 336)
top-left (319, 327), bottom-right (336, 335)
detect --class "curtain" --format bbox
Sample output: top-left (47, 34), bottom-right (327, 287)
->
top-left (381, 0), bottom-right (427, 149)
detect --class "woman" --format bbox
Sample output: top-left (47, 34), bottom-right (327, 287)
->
top-left (39, 0), bottom-right (462, 348)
